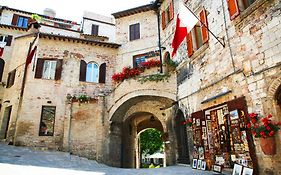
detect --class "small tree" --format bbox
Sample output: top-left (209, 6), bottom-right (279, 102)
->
top-left (140, 128), bottom-right (163, 156)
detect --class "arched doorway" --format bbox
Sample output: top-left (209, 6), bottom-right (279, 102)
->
top-left (122, 112), bottom-right (164, 168)
top-left (174, 109), bottom-right (190, 164)
top-left (108, 94), bottom-right (176, 168)
top-left (138, 126), bottom-right (165, 168)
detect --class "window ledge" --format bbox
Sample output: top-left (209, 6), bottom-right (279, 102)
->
top-left (190, 42), bottom-right (209, 60)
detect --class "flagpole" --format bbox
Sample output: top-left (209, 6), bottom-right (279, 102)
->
top-left (183, 3), bottom-right (225, 48)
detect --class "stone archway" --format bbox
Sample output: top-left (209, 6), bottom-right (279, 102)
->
top-left (267, 74), bottom-right (281, 119)
top-left (108, 95), bottom-right (176, 168)
top-left (174, 109), bottom-right (190, 164)
top-left (122, 113), bottom-right (164, 168)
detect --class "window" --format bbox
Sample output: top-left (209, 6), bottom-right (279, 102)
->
top-left (17, 16), bottom-right (29, 28)
top-left (129, 23), bottom-right (140, 41)
top-left (227, 0), bottom-right (257, 20)
top-left (34, 58), bottom-right (63, 80)
top-left (133, 56), bottom-right (146, 68)
top-left (86, 62), bottom-right (99, 83)
top-left (79, 60), bottom-right (106, 83)
top-left (133, 51), bottom-right (160, 68)
top-left (186, 8), bottom-right (209, 57)
top-left (91, 24), bottom-right (99, 35)
top-left (6, 69), bottom-right (16, 88)
top-left (39, 106), bottom-right (56, 136)
top-left (42, 60), bottom-right (57, 79)
top-left (0, 59), bottom-right (5, 82)
top-left (0, 35), bottom-right (13, 46)
top-left (11, 14), bottom-right (30, 28)
top-left (162, 0), bottom-right (174, 30)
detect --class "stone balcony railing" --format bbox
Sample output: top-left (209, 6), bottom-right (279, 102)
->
top-left (107, 67), bottom-right (177, 118)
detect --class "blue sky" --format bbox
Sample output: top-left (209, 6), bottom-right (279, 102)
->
top-left (1, 0), bottom-right (153, 22)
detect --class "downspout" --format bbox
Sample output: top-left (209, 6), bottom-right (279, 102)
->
top-left (156, 6), bottom-right (163, 73)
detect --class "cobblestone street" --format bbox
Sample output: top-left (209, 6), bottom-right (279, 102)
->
top-left (0, 143), bottom-right (226, 175)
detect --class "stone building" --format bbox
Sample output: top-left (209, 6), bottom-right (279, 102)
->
top-left (0, 0), bottom-right (281, 174)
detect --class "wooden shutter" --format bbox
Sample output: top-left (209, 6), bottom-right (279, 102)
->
top-left (199, 8), bottom-right (209, 44)
top-left (55, 59), bottom-right (63, 80)
top-left (99, 63), bottom-right (106, 83)
top-left (6, 35), bottom-right (13, 46)
top-left (11, 14), bottom-right (19, 26)
top-left (135, 23), bottom-right (140, 40)
top-left (129, 25), bottom-right (134, 41)
top-left (0, 59), bottom-right (5, 82)
top-left (227, 0), bottom-right (240, 20)
top-left (34, 58), bottom-right (44, 79)
top-left (169, 0), bottom-right (174, 20)
top-left (161, 11), bottom-right (166, 30)
top-left (186, 33), bottom-right (193, 57)
top-left (79, 60), bottom-right (87, 81)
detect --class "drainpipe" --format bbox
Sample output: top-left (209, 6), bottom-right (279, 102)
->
top-left (156, 7), bottom-right (163, 73)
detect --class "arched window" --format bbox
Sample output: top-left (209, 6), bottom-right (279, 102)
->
top-left (86, 62), bottom-right (99, 83)
top-left (80, 60), bottom-right (106, 83)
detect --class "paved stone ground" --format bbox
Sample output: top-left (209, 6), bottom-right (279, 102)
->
top-left (0, 143), bottom-right (228, 175)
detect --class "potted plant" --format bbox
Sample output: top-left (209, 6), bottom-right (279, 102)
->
top-left (247, 113), bottom-right (281, 155)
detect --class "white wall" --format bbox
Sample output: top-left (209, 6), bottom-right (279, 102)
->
top-left (82, 11), bottom-right (116, 42)
top-left (39, 25), bottom-right (80, 37)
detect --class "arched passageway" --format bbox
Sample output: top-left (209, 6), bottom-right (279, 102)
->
top-left (108, 95), bottom-right (176, 168)
top-left (174, 109), bottom-right (190, 164)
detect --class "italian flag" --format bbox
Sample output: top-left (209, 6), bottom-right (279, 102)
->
top-left (171, 2), bottom-right (198, 57)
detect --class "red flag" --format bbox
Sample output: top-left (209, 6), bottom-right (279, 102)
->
top-left (171, 15), bottom-right (187, 57)
top-left (26, 46), bottom-right (37, 67)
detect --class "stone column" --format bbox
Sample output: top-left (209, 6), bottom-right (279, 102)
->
top-left (62, 99), bottom-right (72, 152)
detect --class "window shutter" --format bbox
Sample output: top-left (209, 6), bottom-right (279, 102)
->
top-left (11, 14), bottom-right (19, 26)
top-left (79, 60), bottom-right (87, 81)
top-left (0, 59), bottom-right (5, 82)
top-left (34, 58), bottom-right (44, 79)
top-left (55, 59), bottom-right (63, 80)
top-left (227, 0), bottom-right (240, 20)
top-left (99, 63), bottom-right (106, 83)
top-left (6, 35), bottom-right (13, 46)
top-left (135, 23), bottom-right (140, 40)
top-left (161, 11), bottom-right (166, 30)
top-left (169, 1), bottom-right (174, 20)
top-left (129, 25), bottom-right (134, 41)
top-left (200, 8), bottom-right (209, 44)
top-left (186, 33), bottom-right (193, 57)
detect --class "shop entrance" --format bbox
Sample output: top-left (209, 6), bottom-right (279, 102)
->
top-left (191, 97), bottom-right (257, 172)
top-left (175, 110), bottom-right (190, 164)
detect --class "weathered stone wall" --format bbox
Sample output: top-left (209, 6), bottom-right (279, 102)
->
top-left (115, 10), bottom-right (159, 71)
top-left (11, 36), bottom-right (118, 156)
top-left (0, 28), bottom-right (27, 104)
top-left (168, 0), bottom-right (281, 173)
top-left (0, 34), bottom-right (35, 141)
